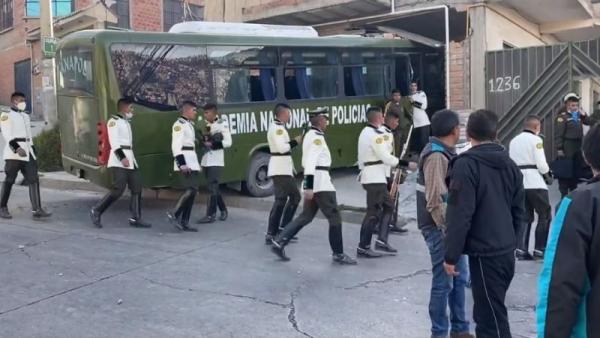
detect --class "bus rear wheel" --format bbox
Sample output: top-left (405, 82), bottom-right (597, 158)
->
top-left (242, 152), bottom-right (274, 197)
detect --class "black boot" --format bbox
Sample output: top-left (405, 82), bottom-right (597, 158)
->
top-left (267, 200), bottom-right (285, 243)
top-left (197, 195), bottom-right (217, 224)
top-left (168, 189), bottom-right (194, 231)
top-left (279, 202), bottom-right (299, 240)
top-left (128, 194), bottom-right (151, 228)
top-left (0, 182), bottom-right (13, 219)
top-left (90, 193), bottom-right (118, 228)
top-left (29, 183), bottom-right (51, 219)
top-left (216, 195), bottom-right (228, 221)
top-left (270, 239), bottom-right (290, 261)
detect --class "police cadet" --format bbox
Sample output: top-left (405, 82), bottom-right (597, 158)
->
top-left (357, 106), bottom-right (400, 257)
top-left (197, 103), bottom-right (232, 224)
top-left (167, 101), bottom-right (200, 232)
top-left (265, 103), bottom-right (302, 244)
top-left (384, 88), bottom-right (413, 157)
top-left (0, 92), bottom-right (51, 219)
top-left (89, 98), bottom-right (150, 228)
top-left (409, 80), bottom-right (431, 154)
top-left (270, 107), bottom-right (357, 265)
top-left (509, 115), bottom-right (552, 260)
top-left (555, 92), bottom-right (590, 198)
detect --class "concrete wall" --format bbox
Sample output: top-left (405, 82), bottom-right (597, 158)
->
top-left (484, 5), bottom-right (558, 51)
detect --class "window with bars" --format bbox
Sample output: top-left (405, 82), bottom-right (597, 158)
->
top-left (109, 0), bottom-right (129, 29)
top-left (163, 0), bottom-right (203, 31)
top-left (0, 0), bottom-right (12, 30)
top-left (25, 0), bottom-right (73, 17)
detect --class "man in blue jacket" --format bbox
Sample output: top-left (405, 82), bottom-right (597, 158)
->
top-left (537, 124), bottom-right (600, 338)
top-left (444, 110), bottom-right (526, 338)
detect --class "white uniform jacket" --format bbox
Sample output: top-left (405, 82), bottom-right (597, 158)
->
top-left (107, 114), bottom-right (138, 169)
top-left (358, 124), bottom-right (399, 184)
top-left (380, 124), bottom-right (395, 178)
top-left (411, 90), bottom-right (430, 128)
top-left (201, 117), bottom-right (232, 167)
top-left (302, 127), bottom-right (335, 193)
top-left (172, 116), bottom-right (200, 171)
top-left (0, 109), bottom-right (36, 162)
top-left (509, 130), bottom-right (550, 190)
top-left (267, 119), bottom-right (297, 177)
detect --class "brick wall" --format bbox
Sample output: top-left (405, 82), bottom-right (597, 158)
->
top-left (448, 40), bottom-right (470, 111)
top-left (131, 0), bottom-right (163, 31)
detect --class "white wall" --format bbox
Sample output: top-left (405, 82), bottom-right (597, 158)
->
top-left (484, 5), bottom-right (558, 51)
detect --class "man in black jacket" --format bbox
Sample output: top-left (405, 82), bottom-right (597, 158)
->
top-left (537, 124), bottom-right (600, 338)
top-left (444, 109), bottom-right (526, 338)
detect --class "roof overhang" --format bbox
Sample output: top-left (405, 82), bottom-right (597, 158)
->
top-left (27, 2), bottom-right (117, 41)
top-left (499, 0), bottom-right (600, 41)
top-left (248, 0), bottom-right (391, 26)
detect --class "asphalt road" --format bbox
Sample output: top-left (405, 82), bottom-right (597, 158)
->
top-left (0, 178), bottom-right (546, 338)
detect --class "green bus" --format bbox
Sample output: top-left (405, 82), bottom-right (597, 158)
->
top-left (56, 28), bottom-right (444, 197)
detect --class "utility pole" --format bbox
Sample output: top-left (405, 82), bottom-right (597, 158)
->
top-left (39, 0), bottom-right (57, 127)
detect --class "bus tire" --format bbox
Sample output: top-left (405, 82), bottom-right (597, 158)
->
top-left (242, 152), bottom-right (274, 197)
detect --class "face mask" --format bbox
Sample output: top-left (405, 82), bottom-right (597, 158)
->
top-left (125, 112), bottom-right (133, 120)
top-left (16, 102), bottom-right (26, 111)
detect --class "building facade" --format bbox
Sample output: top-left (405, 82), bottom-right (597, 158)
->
top-left (204, 0), bottom-right (600, 113)
top-left (0, 0), bottom-right (204, 119)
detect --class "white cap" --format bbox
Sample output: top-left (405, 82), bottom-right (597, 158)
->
top-left (563, 92), bottom-right (581, 102)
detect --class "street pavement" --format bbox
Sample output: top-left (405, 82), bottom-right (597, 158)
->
top-left (0, 170), bottom-right (552, 338)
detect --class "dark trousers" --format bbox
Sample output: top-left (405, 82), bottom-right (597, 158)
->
top-left (410, 124), bottom-right (431, 155)
top-left (469, 253), bottom-right (515, 338)
top-left (359, 183), bottom-right (393, 249)
top-left (93, 167), bottom-right (143, 218)
top-left (276, 191), bottom-right (344, 254)
top-left (1, 159), bottom-right (40, 207)
top-left (520, 189), bottom-right (551, 252)
top-left (203, 166), bottom-right (226, 216)
top-left (173, 171), bottom-right (199, 226)
top-left (267, 175), bottom-right (301, 236)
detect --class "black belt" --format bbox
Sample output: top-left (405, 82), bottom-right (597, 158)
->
top-left (518, 165), bottom-right (537, 170)
top-left (363, 160), bottom-right (383, 166)
top-left (316, 166), bottom-right (330, 171)
top-left (182, 146), bottom-right (195, 151)
top-left (120, 145), bottom-right (132, 150)
top-left (14, 138), bottom-right (31, 142)
top-left (270, 152), bottom-right (291, 156)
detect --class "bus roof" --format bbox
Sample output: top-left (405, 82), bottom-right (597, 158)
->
top-left (58, 29), bottom-right (417, 50)
top-left (169, 21), bottom-right (319, 38)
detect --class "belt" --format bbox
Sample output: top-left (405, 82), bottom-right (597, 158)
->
top-left (316, 166), bottom-right (330, 171)
top-left (182, 146), bottom-right (195, 151)
top-left (14, 138), bottom-right (31, 142)
top-left (120, 145), bottom-right (132, 150)
top-left (518, 165), bottom-right (537, 170)
top-left (270, 152), bottom-right (291, 156)
top-left (363, 160), bottom-right (383, 166)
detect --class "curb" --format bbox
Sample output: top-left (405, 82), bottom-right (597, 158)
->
top-left (36, 174), bottom-right (370, 225)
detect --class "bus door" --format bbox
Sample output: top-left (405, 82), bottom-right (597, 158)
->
top-left (56, 47), bottom-right (101, 179)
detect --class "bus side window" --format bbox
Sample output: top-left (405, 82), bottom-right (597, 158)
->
top-left (342, 50), bottom-right (386, 97)
top-left (209, 46), bottom-right (278, 104)
top-left (282, 48), bottom-right (338, 100)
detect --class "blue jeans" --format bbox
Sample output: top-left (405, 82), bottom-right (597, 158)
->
top-left (422, 227), bottom-right (470, 338)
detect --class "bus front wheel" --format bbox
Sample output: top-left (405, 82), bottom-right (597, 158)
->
top-left (242, 152), bottom-right (274, 197)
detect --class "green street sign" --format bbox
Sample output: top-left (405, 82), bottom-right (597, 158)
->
top-left (42, 37), bottom-right (57, 58)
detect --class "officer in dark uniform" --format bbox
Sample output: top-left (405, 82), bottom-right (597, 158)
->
top-left (384, 88), bottom-right (413, 157)
top-left (554, 93), bottom-right (590, 198)
top-left (0, 92), bottom-right (51, 219)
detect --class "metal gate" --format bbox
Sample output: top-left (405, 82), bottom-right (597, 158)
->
top-left (485, 39), bottom-right (600, 160)
top-left (14, 59), bottom-right (32, 116)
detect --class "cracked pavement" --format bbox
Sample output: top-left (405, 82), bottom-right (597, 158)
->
top-left (0, 180), bottom-right (545, 337)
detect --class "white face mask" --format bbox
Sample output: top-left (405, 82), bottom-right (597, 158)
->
top-left (16, 102), bottom-right (26, 111)
top-left (125, 112), bottom-right (133, 120)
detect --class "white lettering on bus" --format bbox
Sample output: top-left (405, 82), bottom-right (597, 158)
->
top-left (222, 104), bottom-right (371, 135)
